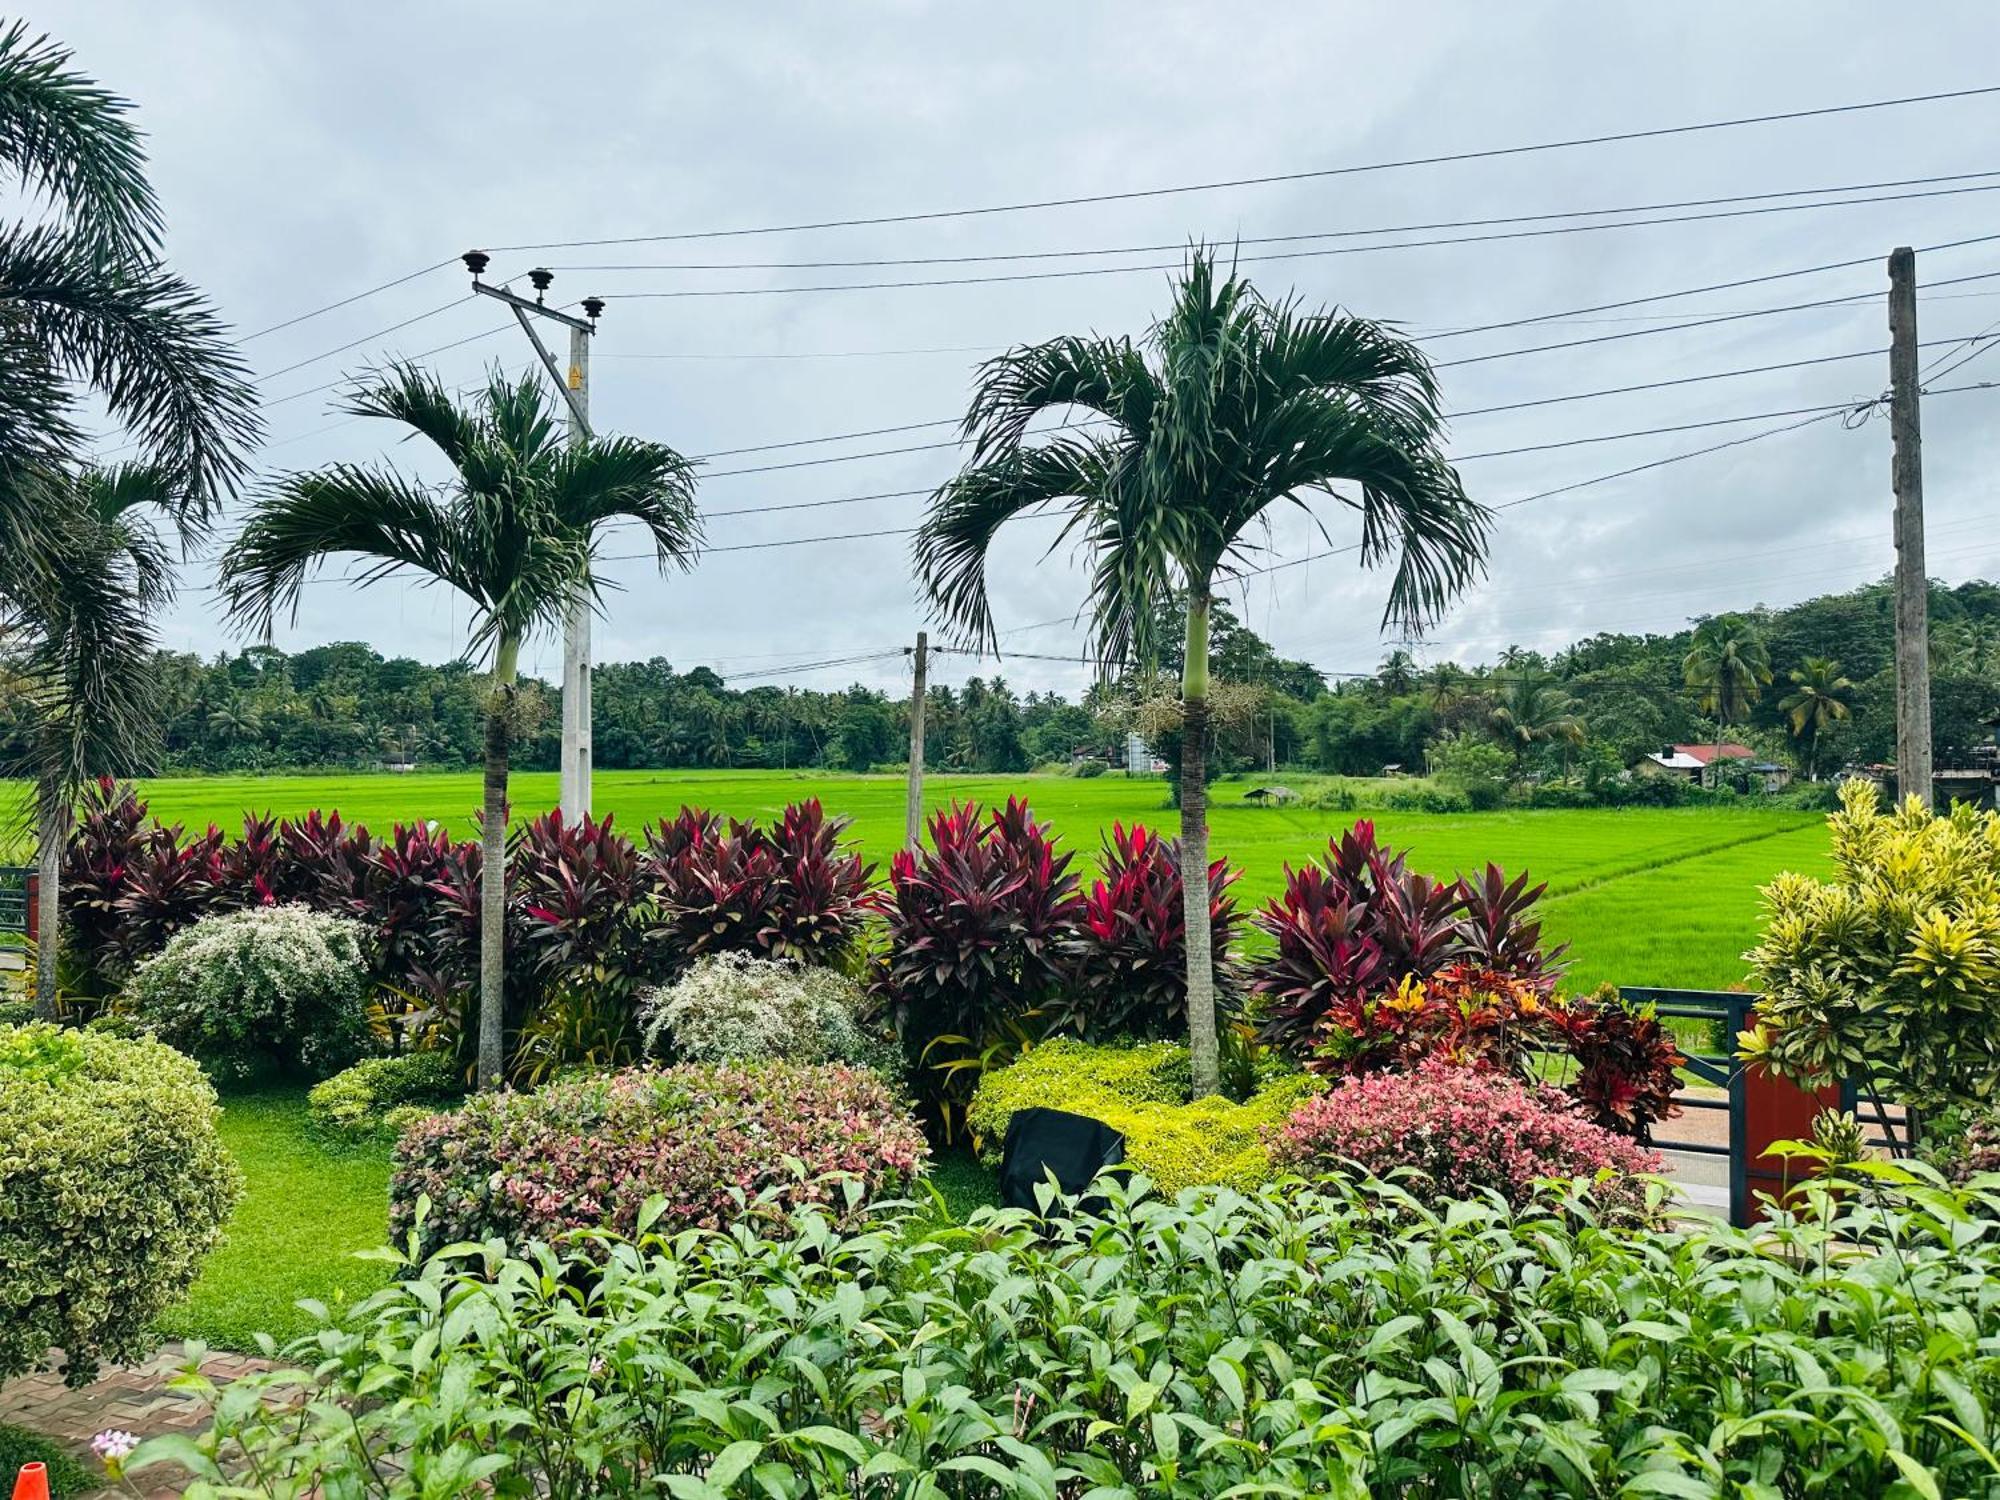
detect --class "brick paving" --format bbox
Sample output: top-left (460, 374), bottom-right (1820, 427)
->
top-left (0, 1344), bottom-right (274, 1499)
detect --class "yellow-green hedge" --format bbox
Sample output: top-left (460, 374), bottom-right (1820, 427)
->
top-left (967, 1039), bottom-right (1317, 1194)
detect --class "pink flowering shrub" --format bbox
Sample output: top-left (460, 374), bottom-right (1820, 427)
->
top-left (390, 1062), bottom-right (927, 1257)
top-left (1271, 1060), bottom-right (1662, 1216)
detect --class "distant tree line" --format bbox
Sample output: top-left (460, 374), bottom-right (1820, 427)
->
top-left (5, 577), bottom-right (1995, 781)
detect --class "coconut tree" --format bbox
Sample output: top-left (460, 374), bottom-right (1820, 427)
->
top-left (1778, 656), bottom-right (1855, 780)
top-left (914, 249), bottom-right (1488, 1096)
top-left (1682, 615), bottom-right (1772, 786)
top-left (1486, 672), bottom-right (1586, 774)
top-left (222, 363), bottom-right (701, 1087)
top-left (4, 465), bottom-right (175, 1018)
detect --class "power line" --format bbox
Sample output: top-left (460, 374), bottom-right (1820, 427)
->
top-left (483, 84), bottom-right (2000, 250)
top-left (594, 188), bottom-right (2000, 301)
top-left (237, 259), bottom-right (459, 344)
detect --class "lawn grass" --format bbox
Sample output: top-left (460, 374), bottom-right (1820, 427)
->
top-left (0, 1422), bottom-right (95, 1496)
top-left (153, 1091), bottom-right (394, 1352)
top-left (107, 767), bottom-right (1826, 994)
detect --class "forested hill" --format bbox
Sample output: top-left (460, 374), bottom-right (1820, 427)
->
top-left (8, 576), bottom-right (1997, 779)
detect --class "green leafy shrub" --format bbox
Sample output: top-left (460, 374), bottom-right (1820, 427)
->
top-left (640, 951), bottom-right (901, 1081)
top-left (125, 904), bottom-right (373, 1082)
top-left (142, 1170), bottom-right (2000, 1498)
top-left (967, 1038), bottom-right (1315, 1191)
top-left (1745, 779), bottom-right (2000, 1111)
top-left (306, 1051), bottom-right (464, 1145)
top-left (390, 1062), bottom-right (927, 1258)
top-left (0, 1023), bottom-right (241, 1386)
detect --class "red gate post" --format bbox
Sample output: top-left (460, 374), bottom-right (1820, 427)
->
top-left (23, 872), bottom-right (38, 941)
top-left (1737, 1007), bottom-right (1845, 1225)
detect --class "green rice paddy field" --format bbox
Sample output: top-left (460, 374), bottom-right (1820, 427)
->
top-left (110, 769), bottom-right (1830, 994)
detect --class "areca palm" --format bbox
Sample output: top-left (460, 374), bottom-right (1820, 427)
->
top-left (222, 363), bottom-right (701, 1087)
top-left (0, 23), bottom-right (258, 562)
top-left (915, 250), bottom-right (1488, 1096)
top-left (1778, 657), bottom-right (1855, 780)
top-left (1682, 615), bottom-right (1772, 783)
top-left (4, 465), bottom-right (176, 1018)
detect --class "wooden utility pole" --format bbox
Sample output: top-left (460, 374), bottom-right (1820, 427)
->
top-left (905, 632), bottom-right (928, 850)
top-left (1888, 246), bottom-right (1933, 810)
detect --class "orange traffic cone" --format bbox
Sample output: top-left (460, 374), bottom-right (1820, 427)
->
top-left (10, 1461), bottom-right (49, 1500)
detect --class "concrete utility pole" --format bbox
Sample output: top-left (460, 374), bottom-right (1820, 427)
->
top-left (461, 252), bottom-right (604, 821)
top-left (558, 321), bottom-right (593, 820)
top-left (1888, 246), bottom-right (1933, 810)
top-left (905, 632), bottom-right (928, 850)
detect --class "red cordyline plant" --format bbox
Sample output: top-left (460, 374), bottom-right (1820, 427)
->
top-left (1250, 819), bottom-right (1567, 1055)
top-left (514, 810), bottom-right (654, 992)
top-left (1310, 965), bottom-right (1687, 1142)
top-left (212, 811), bottom-right (284, 910)
top-left (875, 798), bottom-right (1085, 1136)
top-left (643, 799), bottom-right (873, 973)
top-left (1049, 820), bottom-right (1243, 1042)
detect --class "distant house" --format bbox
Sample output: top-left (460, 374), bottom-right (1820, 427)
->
top-left (1636, 742), bottom-right (1790, 792)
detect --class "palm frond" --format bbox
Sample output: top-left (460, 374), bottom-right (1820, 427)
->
top-left (221, 466), bottom-right (464, 636)
top-left (913, 437), bottom-right (1113, 650)
top-left (1, 227), bottom-right (262, 524)
top-left (345, 360), bottom-right (481, 467)
top-left (548, 435), bottom-right (703, 579)
top-left (0, 21), bottom-right (159, 255)
top-left (961, 334), bottom-right (1153, 463)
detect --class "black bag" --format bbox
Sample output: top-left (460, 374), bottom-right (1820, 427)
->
top-left (998, 1107), bottom-right (1127, 1212)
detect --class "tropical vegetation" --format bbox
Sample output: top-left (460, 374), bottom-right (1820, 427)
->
top-left (133, 1167), bottom-right (2000, 1499)
top-left (218, 363), bottom-right (701, 1086)
top-left (916, 249), bottom-right (1489, 1095)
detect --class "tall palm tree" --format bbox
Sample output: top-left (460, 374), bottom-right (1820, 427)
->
top-left (914, 249), bottom-right (1487, 1096)
top-left (1778, 656), bottom-right (1855, 780)
top-left (5, 465), bottom-right (176, 1018)
top-left (222, 363), bottom-right (701, 1087)
top-left (0, 23), bottom-right (258, 563)
top-left (1682, 615), bottom-right (1772, 786)
top-left (1486, 672), bottom-right (1586, 773)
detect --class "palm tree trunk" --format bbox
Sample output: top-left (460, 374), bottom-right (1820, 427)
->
top-left (32, 780), bottom-right (64, 1021)
top-left (1178, 591), bottom-right (1220, 1099)
top-left (477, 635), bottom-right (519, 1090)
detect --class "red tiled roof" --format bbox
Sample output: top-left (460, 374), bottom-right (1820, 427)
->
top-left (1673, 742), bottom-right (1757, 765)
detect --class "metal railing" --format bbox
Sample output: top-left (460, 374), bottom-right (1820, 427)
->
top-left (1621, 987), bottom-right (1755, 1222)
top-left (0, 867), bottom-right (28, 937)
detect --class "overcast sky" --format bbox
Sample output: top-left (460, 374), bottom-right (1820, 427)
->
top-left (38, 2), bottom-right (2000, 697)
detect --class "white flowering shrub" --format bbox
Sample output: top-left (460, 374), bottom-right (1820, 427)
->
top-left (640, 952), bottom-right (901, 1079)
top-left (126, 904), bottom-right (373, 1082)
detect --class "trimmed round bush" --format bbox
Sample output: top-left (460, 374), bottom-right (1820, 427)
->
top-left (307, 1050), bottom-right (464, 1144)
top-left (967, 1038), bottom-right (1316, 1193)
top-left (1272, 1059), bottom-right (1662, 1213)
top-left (640, 951), bottom-right (903, 1081)
top-left (0, 1023), bottom-right (241, 1385)
top-left (391, 1062), bottom-right (928, 1257)
top-left (126, 904), bottom-right (372, 1082)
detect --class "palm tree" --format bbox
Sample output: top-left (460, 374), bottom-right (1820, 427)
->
top-left (221, 363), bottom-right (701, 1087)
top-left (0, 23), bottom-right (259, 565)
top-left (914, 250), bottom-right (1487, 1096)
top-left (1486, 672), bottom-right (1586, 773)
top-left (1682, 615), bottom-right (1772, 786)
top-left (5, 465), bottom-right (176, 1018)
top-left (1778, 657), bottom-right (1855, 780)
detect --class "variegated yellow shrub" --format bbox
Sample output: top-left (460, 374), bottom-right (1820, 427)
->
top-left (1744, 778), bottom-right (2000, 1110)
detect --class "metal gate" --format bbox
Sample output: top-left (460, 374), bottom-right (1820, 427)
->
top-left (1622, 986), bottom-right (1909, 1225)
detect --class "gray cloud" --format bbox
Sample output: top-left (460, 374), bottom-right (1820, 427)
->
top-left (38, 0), bottom-right (2000, 695)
